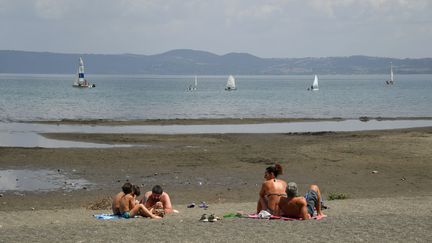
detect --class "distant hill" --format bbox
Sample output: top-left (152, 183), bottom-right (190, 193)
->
top-left (1, 49), bottom-right (431, 75)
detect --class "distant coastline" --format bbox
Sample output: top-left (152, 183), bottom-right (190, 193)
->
top-left (1, 49), bottom-right (432, 75)
top-left (24, 116), bottom-right (432, 126)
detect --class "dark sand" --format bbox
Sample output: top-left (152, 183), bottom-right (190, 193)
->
top-left (1, 121), bottom-right (431, 242)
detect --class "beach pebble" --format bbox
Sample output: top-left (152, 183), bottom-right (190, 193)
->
top-left (372, 170), bottom-right (379, 174)
top-left (0, 193), bottom-right (3, 197)
top-left (401, 177), bottom-right (406, 181)
top-left (82, 186), bottom-right (88, 190)
top-left (31, 207), bottom-right (35, 211)
top-left (154, 173), bottom-right (158, 176)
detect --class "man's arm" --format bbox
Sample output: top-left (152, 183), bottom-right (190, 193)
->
top-left (299, 199), bottom-right (310, 220)
top-left (161, 193), bottom-right (174, 213)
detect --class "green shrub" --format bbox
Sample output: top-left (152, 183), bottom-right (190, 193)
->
top-left (328, 192), bottom-right (348, 200)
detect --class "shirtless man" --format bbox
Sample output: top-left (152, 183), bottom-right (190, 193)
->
top-left (112, 182), bottom-right (132, 215)
top-left (276, 182), bottom-right (326, 220)
top-left (119, 184), bottom-right (161, 219)
top-left (257, 163), bottom-right (287, 214)
top-left (140, 185), bottom-right (177, 214)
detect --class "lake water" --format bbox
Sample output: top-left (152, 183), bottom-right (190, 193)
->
top-left (1, 74), bottom-right (431, 121)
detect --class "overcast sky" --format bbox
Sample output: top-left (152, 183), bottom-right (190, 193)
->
top-left (1, 0), bottom-right (431, 58)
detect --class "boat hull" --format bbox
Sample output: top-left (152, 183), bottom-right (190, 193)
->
top-left (73, 83), bottom-right (95, 88)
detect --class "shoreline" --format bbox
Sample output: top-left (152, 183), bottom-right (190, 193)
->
top-left (20, 116), bottom-right (432, 126)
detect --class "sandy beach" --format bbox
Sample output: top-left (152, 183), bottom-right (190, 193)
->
top-left (1, 120), bottom-right (432, 242)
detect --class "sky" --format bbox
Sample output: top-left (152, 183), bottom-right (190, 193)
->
top-left (1, 0), bottom-right (431, 58)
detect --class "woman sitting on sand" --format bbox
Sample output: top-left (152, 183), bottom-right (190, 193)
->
top-left (257, 163), bottom-right (287, 214)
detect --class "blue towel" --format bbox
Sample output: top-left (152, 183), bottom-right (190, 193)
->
top-left (93, 213), bottom-right (139, 220)
top-left (93, 213), bottom-right (122, 220)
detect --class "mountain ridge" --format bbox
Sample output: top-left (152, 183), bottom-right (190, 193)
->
top-left (1, 49), bottom-right (431, 75)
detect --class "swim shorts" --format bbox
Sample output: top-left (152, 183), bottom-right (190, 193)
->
top-left (304, 189), bottom-right (318, 217)
top-left (121, 211), bottom-right (130, 219)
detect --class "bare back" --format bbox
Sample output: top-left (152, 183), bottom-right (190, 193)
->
top-left (111, 192), bottom-right (124, 215)
top-left (278, 196), bottom-right (310, 220)
top-left (259, 179), bottom-right (287, 213)
top-left (119, 194), bottom-right (135, 213)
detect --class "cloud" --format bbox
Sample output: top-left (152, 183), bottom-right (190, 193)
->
top-left (0, 0), bottom-right (431, 57)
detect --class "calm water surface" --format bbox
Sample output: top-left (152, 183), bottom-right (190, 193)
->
top-left (1, 74), bottom-right (431, 121)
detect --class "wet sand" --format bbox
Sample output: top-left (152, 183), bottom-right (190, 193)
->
top-left (1, 120), bottom-right (431, 242)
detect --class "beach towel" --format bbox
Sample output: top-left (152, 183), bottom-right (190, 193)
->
top-left (93, 213), bottom-right (122, 220)
top-left (246, 213), bottom-right (326, 221)
top-left (93, 213), bottom-right (139, 220)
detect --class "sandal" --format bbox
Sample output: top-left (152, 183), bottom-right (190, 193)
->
top-left (208, 214), bottom-right (217, 222)
top-left (198, 201), bottom-right (208, 209)
top-left (199, 214), bottom-right (208, 222)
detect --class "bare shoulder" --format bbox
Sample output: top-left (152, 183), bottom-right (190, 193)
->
top-left (161, 192), bottom-right (170, 200)
top-left (295, 196), bottom-right (307, 206)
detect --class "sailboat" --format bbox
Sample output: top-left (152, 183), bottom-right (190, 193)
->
top-left (187, 75), bottom-right (198, 91)
top-left (73, 57), bottom-right (95, 88)
top-left (225, 75), bottom-right (236, 91)
top-left (385, 62), bottom-right (394, 85)
top-left (309, 75), bottom-right (319, 91)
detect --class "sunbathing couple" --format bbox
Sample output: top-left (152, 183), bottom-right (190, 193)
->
top-left (112, 183), bottom-right (177, 219)
top-left (257, 163), bottom-right (326, 219)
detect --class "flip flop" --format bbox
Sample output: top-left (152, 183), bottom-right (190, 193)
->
top-left (187, 202), bottom-right (196, 208)
top-left (198, 201), bottom-right (208, 209)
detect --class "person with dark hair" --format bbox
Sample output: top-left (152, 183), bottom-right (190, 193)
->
top-left (140, 185), bottom-right (178, 214)
top-left (112, 182), bottom-right (133, 215)
top-left (276, 182), bottom-right (326, 220)
top-left (119, 184), bottom-right (161, 219)
top-left (257, 163), bottom-right (287, 214)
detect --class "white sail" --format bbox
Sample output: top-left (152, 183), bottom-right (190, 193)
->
top-left (385, 62), bottom-right (394, 85)
top-left (390, 63), bottom-right (394, 83)
top-left (73, 57), bottom-right (95, 88)
top-left (78, 57), bottom-right (85, 83)
top-left (225, 75), bottom-right (236, 90)
top-left (312, 75), bottom-right (319, 91)
top-left (187, 75), bottom-right (197, 91)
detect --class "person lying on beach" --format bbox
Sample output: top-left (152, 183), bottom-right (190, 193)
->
top-left (257, 163), bottom-right (287, 214)
top-left (119, 184), bottom-right (161, 219)
top-left (112, 182), bottom-right (132, 215)
top-left (276, 182), bottom-right (326, 220)
top-left (140, 185), bottom-right (178, 214)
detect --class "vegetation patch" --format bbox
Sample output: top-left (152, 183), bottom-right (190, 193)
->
top-left (328, 192), bottom-right (348, 200)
